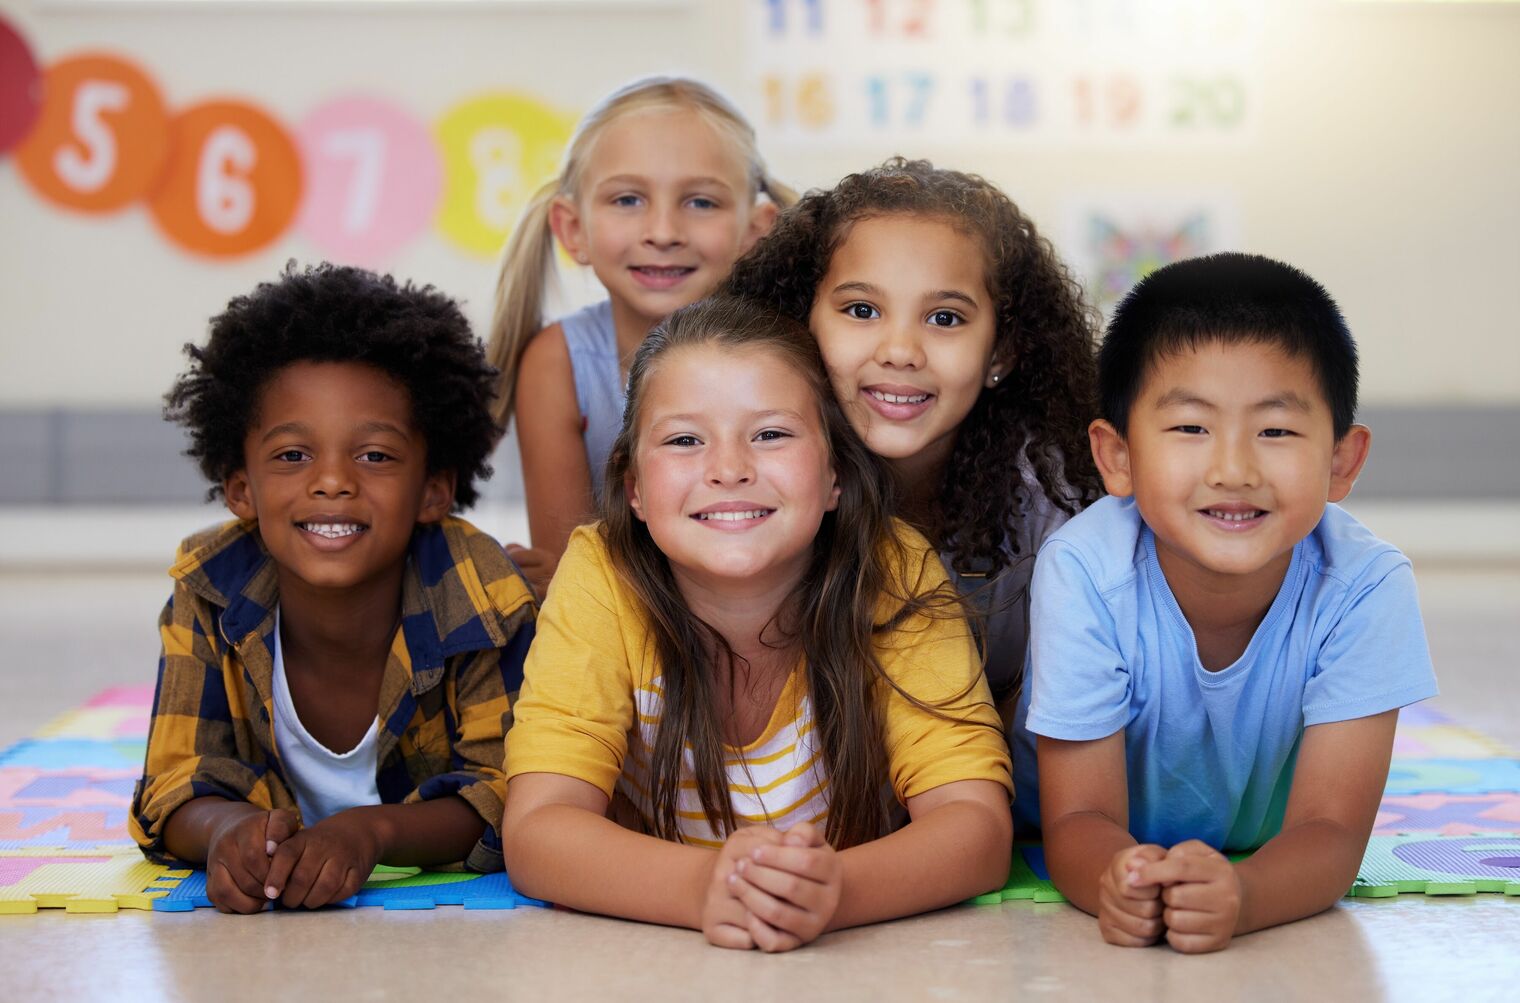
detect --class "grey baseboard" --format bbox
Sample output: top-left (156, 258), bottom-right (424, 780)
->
top-left (0, 405), bottom-right (1513, 505)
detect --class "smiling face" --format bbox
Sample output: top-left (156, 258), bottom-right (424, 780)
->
top-left (1091, 340), bottom-right (1370, 595)
top-left (807, 214), bottom-right (1002, 479)
top-left (553, 108), bottom-right (774, 334)
top-left (625, 343), bottom-right (840, 598)
top-left (223, 361), bottom-right (454, 596)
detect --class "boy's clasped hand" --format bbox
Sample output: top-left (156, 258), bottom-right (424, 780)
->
top-left (1100, 842), bottom-right (1242, 954)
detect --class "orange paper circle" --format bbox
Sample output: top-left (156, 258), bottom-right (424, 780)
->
top-left (14, 53), bottom-right (169, 213)
top-left (149, 99), bottom-right (302, 258)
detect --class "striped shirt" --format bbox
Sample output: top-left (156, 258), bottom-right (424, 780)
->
top-left (130, 516), bottom-right (536, 872)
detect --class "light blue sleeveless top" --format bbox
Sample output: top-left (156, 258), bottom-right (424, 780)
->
top-left (559, 299), bottom-right (624, 501)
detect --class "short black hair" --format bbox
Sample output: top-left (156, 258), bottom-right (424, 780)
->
top-left (1099, 252), bottom-right (1359, 440)
top-left (166, 262), bottom-right (500, 509)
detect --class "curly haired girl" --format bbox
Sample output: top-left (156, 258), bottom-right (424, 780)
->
top-left (723, 158), bottom-right (1103, 715)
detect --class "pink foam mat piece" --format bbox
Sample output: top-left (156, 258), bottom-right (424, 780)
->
top-left (1375, 793), bottom-right (1520, 836)
top-left (84, 687), bottom-right (155, 709)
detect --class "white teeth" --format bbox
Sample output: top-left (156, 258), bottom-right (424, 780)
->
top-left (870, 390), bottom-right (929, 405)
top-left (696, 510), bottom-right (770, 522)
top-left (301, 522), bottom-right (364, 538)
top-left (1206, 510), bottom-right (1263, 522)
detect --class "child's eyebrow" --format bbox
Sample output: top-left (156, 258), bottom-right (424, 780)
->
top-left (647, 409), bottom-right (804, 433)
top-left (1254, 392), bottom-right (1315, 413)
top-left (259, 420), bottom-right (411, 442)
top-left (829, 280), bottom-right (882, 297)
top-left (355, 420), bottom-right (414, 439)
top-left (595, 174), bottom-right (736, 192)
top-left (260, 421), bottom-right (311, 443)
top-left (922, 289), bottom-right (979, 309)
top-left (1152, 388), bottom-right (1215, 410)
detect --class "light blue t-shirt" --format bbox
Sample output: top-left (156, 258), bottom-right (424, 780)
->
top-left (1011, 495), bottom-right (1437, 850)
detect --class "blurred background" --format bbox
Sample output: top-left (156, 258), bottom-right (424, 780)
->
top-left (1, 0), bottom-right (1517, 574)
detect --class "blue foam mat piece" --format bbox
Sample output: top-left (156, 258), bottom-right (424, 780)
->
top-left (1384, 759), bottom-right (1520, 795)
top-left (151, 867), bottom-right (548, 912)
top-left (0, 739), bottom-right (147, 770)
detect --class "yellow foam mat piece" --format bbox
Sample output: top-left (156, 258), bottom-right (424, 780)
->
top-left (34, 706), bottom-right (149, 742)
top-left (0, 847), bottom-right (188, 914)
top-left (1396, 723), bottom-right (1518, 759)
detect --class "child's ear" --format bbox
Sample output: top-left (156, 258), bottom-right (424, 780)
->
top-left (1327, 424), bottom-right (1372, 503)
top-left (825, 466), bottom-right (842, 512)
top-left (548, 195), bottom-right (590, 266)
top-left (739, 199), bottom-right (781, 254)
top-left (418, 470), bottom-right (456, 523)
top-left (224, 470), bottom-right (257, 521)
top-left (625, 472), bottom-right (646, 522)
top-left (1088, 419), bottom-right (1134, 497)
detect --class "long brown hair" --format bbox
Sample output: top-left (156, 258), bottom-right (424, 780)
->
top-left (600, 295), bottom-right (969, 848)
top-left (485, 76), bottom-right (799, 430)
top-left (723, 158), bottom-right (1103, 576)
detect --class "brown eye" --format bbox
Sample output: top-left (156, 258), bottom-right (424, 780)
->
top-left (846, 303), bottom-right (878, 320)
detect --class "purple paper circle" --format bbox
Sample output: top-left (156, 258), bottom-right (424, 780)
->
top-left (294, 95), bottom-right (441, 266)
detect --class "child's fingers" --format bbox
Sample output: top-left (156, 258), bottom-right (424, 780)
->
top-left (280, 849), bottom-right (327, 908)
top-left (298, 856), bottom-right (348, 909)
top-left (208, 861), bottom-right (267, 914)
top-left (264, 809), bottom-right (299, 852)
top-left (1135, 853), bottom-right (1217, 887)
top-left (1166, 839), bottom-right (1218, 859)
top-left (1165, 925), bottom-right (1230, 955)
top-left (705, 922), bottom-right (756, 951)
top-left (728, 872), bottom-right (814, 938)
top-left (1099, 885), bottom-right (1164, 935)
top-left (736, 859), bottom-right (827, 912)
top-left (780, 820), bottom-right (824, 847)
top-left (749, 844), bottom-right (833, 883)
top-left (747, 911), bottom-right (805, 953)
top-left (262, 836), bottom-right (304, 899)
top-left (1097, 898), bottom-right (1163, 947)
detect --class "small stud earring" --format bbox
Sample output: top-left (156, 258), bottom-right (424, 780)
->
top-left (990, 373), bottom-right (1000, 385)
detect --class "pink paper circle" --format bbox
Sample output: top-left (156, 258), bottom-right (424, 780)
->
top-left (0, 16), bottom-right (42, 155)
top-left (295, 95), bottom-right (441, 266)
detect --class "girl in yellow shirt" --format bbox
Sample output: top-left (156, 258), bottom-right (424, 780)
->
top-left (503, 295), bottom-right (1013, 951)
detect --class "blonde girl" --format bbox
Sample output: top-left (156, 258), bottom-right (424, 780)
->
top-left (488, 77), bottom-right (794, 594)
top-left (502, 297), bottom-right (1013, 951)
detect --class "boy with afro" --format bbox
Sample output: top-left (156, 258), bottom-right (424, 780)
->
top-left (131, 263), bottom-right (536, 913)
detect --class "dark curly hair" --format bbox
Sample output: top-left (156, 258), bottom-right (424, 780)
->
top-left (165, 262), bottom-right (500, 509)
top-left (723, 158), bottom-right (1103, 574)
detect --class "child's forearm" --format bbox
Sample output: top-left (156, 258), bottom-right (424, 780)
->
top-left (1043, 810), bottom-right (1140, 917)
top-left (829, 797), bottom-right (1011, 931)
top-left (340, 796), bottom-right (486, 868)
top-left (162, 796), bottom-right (266, 864)
top-left (507, 801), bottom-right (715, 928)
top-left (1233, 817), bottom-right (1366, 935)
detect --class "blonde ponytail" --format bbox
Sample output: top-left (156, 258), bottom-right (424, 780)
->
top-left (485, 180), bottom-right (560, 430)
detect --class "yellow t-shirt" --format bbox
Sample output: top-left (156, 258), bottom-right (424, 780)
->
top-left (504, 522), bottom-right (1013, 848)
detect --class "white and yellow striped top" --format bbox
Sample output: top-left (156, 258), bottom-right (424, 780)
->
top-left (505, 524), bottom-right (1013, 847)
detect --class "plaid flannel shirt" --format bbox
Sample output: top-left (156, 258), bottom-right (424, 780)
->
top-left (130, 515), bottom-right (535, 873)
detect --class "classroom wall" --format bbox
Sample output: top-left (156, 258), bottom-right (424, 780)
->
top-left (1, 0), bottom-right (1517, 504)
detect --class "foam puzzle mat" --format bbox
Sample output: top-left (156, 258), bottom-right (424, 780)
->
top-left (6, 687), bottom-right (1519, 915)
top-left (0, 686), bottom-right (547, 914)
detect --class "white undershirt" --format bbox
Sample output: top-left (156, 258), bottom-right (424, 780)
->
top-left (271, 608), bottom-right (382, 825)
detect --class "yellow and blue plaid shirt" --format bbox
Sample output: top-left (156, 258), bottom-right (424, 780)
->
top-left (130, 515), bottom-right (536, 873)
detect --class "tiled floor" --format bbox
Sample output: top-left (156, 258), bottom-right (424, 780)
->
top-left (1, 563), bottom-right (1517, 1001)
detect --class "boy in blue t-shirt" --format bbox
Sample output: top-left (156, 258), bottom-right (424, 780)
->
top-left (1017, 253), bottom-right (1437, 953)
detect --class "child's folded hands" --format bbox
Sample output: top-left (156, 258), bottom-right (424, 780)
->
top-left (1139, 840), bottom-right (1242, 955)
top-left (262, 809), bottom-right (385, 910)
top-left (206, 807), bottom-right (299, 914)
top-left (726, 821), bottom-right (843, 953)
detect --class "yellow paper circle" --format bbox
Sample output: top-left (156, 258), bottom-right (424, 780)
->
top-left (435, 92), bottom-right (576, 258)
